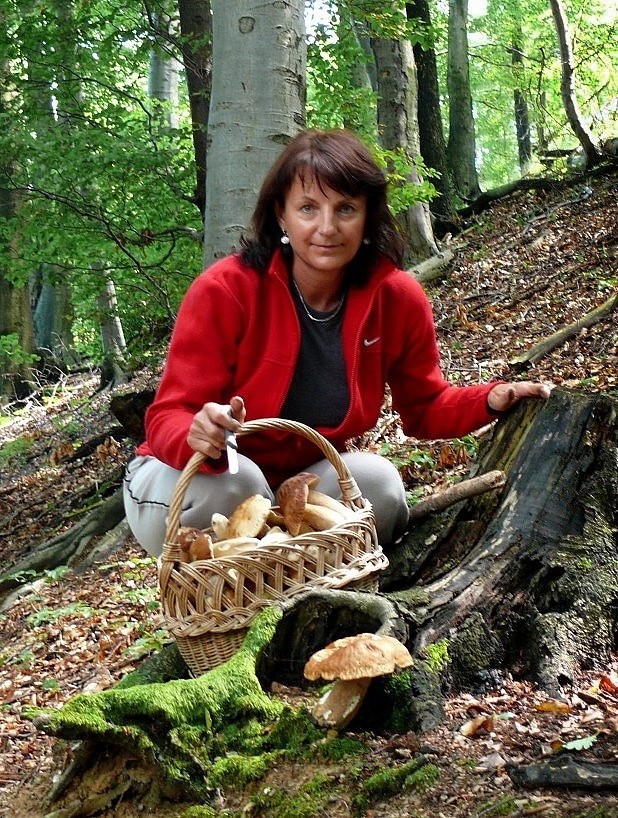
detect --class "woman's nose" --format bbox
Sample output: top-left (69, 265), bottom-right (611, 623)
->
top-left (317, 209), bottom-right (336, 234)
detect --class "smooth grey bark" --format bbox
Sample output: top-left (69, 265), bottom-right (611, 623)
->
top-left (31, 275), bottom-right (76, 364)
top-left (371, 25), bottom-right (438, 265)
top-left (203, 0), bottom-right (306, 264)
top-left (446, 0), bottom-right (481, 202)
top-left (548, 0), bottom-right (601, 168)
top-left (97, 278), bottom-right (128, 387)
top-left (147, 12), bottom-right (182, 130)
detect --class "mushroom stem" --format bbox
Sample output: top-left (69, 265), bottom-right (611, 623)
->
top-left (310, 677), bottom-right (372, 731)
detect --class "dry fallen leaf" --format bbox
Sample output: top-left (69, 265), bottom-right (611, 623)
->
top-left (460, 714), bottom-right (495, 737)
top-left (535, 699), bottom-right (572, 714)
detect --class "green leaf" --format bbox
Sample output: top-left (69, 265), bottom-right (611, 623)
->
top-left (562, 734), bottom-right (598, 752)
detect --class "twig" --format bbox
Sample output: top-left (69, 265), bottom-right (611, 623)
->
top-left (408, 470), bottom-right (506, 520)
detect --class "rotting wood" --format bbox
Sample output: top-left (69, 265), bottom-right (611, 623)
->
top-left (509, 291), bottom-right (618, 369)
top-left (409, 247), bottom-right (455, 283)
top-left (508, 755), bottom-right (618, 789)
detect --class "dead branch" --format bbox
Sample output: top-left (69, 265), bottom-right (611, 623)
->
top-left (409, 248), bottom-right (455, 283)
top-left (509, 291), bottom-right (618, 369)
top-left (408, 470), bottom-right (506, 521)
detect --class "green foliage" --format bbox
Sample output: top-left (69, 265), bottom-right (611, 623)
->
top-left (0, 335), bottom-right (39, 371)
top-left (27, 601), bottom-right (97, 627)
top-left (2, 0), bottom-right (201, 361)
top-left (3, 0), bottom-right (617, 372)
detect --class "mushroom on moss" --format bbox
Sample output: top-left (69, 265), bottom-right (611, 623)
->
top-left (303, 633), bottom-right (414, 731)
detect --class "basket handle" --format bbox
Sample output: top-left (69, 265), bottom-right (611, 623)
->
top-left (164, 418), bottom-right (364, 546)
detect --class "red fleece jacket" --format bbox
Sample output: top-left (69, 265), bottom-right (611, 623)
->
top-left (137, 250), bottom-right (501, 487)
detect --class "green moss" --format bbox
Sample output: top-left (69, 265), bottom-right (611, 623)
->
top-left (179, 807), bottom-right (217, 818)
top-left (352, 757), bottom-right (439, 814)
top-left (389, 587), bottom-right (432, 606)
top-left (476, 795), bottom-right (521, 816)
top-left (449, 612), bottom-right (502, 685)
top-left (423, 638), bottom-right (450, 673)
top-left (248, 772), bottom-right (336, 818)
top-left (316, 735), bottom-right (367, 762)
top-left (30, 606), bottom-right (286, 800)
top-left (266, 706), bottom-right (322, 753)
top-left (209, 750), bottom-right (281, 788)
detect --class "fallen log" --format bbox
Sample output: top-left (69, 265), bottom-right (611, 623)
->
top-left (508, 755), bottom-right (618, 790)
top-left (509, 291), bottom-right (618, 369)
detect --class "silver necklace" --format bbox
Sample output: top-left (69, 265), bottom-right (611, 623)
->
top-left (292, 278), bottom-right (345, 323)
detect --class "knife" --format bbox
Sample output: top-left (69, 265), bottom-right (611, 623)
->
top-left (225, 406), bottom-right (239, 475)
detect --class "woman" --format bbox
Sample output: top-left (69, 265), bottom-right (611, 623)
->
top-left (123, 128), bottom-right (549, 554)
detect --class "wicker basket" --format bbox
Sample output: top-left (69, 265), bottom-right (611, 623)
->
top-left (158, 418), bottom-right (388, 676)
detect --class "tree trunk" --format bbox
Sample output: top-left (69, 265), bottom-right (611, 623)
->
top-left (147, 11), bottom-right (182, 131)
top-left (384, 387), bottom-right (618, 694)
top-left (406, 0), bottom-right (458, 227)
top-left (203, 0), bottom-right (306, 264)
top-left (371, 27), bottom-right (439, 265)
top-left (98, 278), bottom-right (128, 388)
top-left (177, 0), bottom-right (213, 216)
top-left (511, 34), bottom-right (532, 175)
top-left (548, 0), bottom-right (600, 169)
top-left (446, 0), bottom-right (482, 202)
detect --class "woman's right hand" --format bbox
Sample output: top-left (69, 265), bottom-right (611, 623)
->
top-left (187, 395), bottom-right (245, 459)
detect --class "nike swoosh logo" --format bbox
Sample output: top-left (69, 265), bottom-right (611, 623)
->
top-left (363, 336), bottom-right (380, 347)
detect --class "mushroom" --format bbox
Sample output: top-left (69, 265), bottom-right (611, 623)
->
top-left (225, 494), bottom-right (272, 538)
top-left (303, 633), bottom-right (414, 731)
top-left (275, 472), bottom-right (320, 535)
top-left (176, 526), bottom-right (214, 562)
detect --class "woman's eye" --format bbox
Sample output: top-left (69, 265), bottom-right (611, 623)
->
top-left (300, 204), bottom-right (314, 214)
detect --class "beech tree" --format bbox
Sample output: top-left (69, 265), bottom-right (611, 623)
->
top-left (371, 27), bottom-right (439, 263)
top-left (203, 0), bottom-right (306, 264)
top-left (548, 0), bottom-right (601, 168)
top-left (446, 0), bottom-right (482, 202)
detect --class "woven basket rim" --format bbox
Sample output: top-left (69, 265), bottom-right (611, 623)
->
top-left (162, 417), bottom-right (369, 555)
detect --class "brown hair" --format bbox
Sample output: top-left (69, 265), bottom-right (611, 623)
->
top-left (240, 129), bottom-right (405, 282)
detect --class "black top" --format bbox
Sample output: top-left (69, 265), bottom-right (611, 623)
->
top-left (280, 282), bottom-right (350, 429)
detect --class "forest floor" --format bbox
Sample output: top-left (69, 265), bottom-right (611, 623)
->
top-left (0, 165), bottom-right (617, 818)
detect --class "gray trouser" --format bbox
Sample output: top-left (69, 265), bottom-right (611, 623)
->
top-left (123, 451), bottom-right (409, 555)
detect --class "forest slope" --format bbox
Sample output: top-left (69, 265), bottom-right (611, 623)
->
top-left (0, 167), bottom-right (616, 818)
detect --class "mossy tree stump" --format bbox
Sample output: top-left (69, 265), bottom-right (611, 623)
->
top-left (383, 386), bottom-right (618, 694)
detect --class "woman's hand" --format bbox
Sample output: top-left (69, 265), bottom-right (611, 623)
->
top-left (187, 395), bottom-right (245, 459)
top-left (487, 382), bottom-right (551, 413)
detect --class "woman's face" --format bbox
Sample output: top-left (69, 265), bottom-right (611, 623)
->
top-left (277, 174), bottom-right (367, 282)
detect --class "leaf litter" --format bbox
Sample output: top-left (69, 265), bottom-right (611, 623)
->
top-left (0, 168), bottom-right (617, 817)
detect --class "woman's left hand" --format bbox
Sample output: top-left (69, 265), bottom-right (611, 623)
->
top-left (487, 381), bottom-right (552, 413)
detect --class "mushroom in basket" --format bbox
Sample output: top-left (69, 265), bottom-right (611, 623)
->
top-left (303, 633), bottom-right (414, 731)
top-left (276, 472), bottom-right (355, 535)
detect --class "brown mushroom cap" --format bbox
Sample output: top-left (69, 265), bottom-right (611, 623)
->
top-left (304, 633), bottom-right (413, 681)
top-left (275, 472), bottom-right (320, 536)
top-left (226, 494), bottom-right (272, 538)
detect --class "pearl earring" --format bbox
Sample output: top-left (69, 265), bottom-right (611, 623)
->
top-left (280, 231), bottom-right (290, 245)
top-left (362, 237), bottom-right (370, 245)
